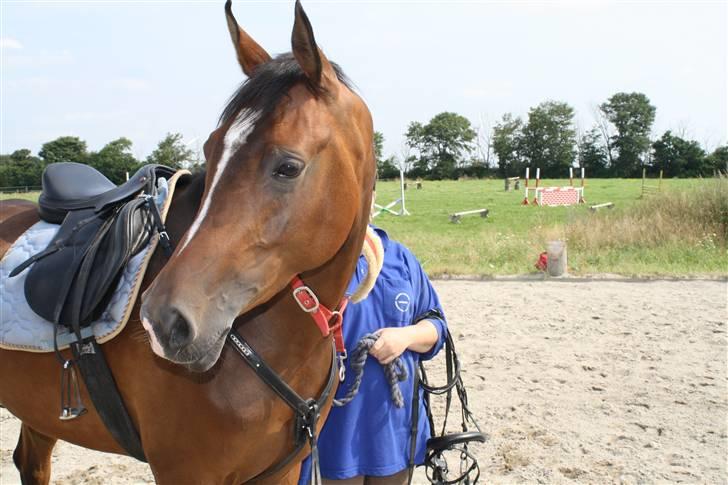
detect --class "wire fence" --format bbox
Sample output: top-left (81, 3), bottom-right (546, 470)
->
top-left (0, 185), bottom-right (42, 194)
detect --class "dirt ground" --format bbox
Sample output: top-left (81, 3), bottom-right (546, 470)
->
top-left (1, 278), bottom-right (726, 484)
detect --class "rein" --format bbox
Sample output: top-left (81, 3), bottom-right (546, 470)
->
top-left (332, 332), bottom-right (408, 408)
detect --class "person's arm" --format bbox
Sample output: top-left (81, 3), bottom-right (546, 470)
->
top-left (370, 243), bottom-right (447, 365)
top-left (369, 320), bottom-right (438, 365)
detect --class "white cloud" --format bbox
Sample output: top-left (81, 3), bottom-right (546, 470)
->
top-left (5, 49), bottom-right (73, 68)
top-left (0, 37), bottom-right (23, 50)
top-left (109, 77), bottom-right (150, 91)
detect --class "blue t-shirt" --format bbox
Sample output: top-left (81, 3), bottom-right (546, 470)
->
top-left (299, 227), bottom-right (447, 483)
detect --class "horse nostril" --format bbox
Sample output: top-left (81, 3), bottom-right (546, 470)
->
top-left (164, 308), bottom-right (194, 352)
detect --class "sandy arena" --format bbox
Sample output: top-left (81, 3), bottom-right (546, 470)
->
top-left (1, 279), bottom-right (726, 484)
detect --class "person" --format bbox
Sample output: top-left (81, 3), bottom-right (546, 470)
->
top-left (298, 224), bottom-right (448, 485)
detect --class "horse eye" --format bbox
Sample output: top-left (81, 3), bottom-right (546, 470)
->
top-left (273, 160), bottom-right (303, 179)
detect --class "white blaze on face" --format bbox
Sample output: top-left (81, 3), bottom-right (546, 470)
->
top-left (178, 109), bottom-right (260, 254)
top-left (141, 316), bottom-right (165, 357)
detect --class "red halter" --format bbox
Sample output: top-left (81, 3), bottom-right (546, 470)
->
top-left (290, 276), bottom-right (348, 353)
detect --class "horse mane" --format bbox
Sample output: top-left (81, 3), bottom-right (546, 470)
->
top-left (220, 53), bottom-right (353, 126)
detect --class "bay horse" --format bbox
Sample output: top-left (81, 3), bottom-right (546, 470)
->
top-left (0, 1), bottom-right (375, 483)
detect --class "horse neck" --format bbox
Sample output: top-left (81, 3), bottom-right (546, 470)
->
top-left (296, 178), bottom-right (375, 311)
top-left (301, 216), bottom-right (369, 311)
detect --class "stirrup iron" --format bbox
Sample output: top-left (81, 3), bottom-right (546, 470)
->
top-left (59, 359), bottom-right (87, 420)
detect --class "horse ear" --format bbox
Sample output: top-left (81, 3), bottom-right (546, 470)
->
top-left (225, 0), bottom-right (271, 76)
top-left (291, 0), bottom-right (338, 94)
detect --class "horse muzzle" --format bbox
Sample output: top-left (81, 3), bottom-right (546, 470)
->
top-left (140, 302), bottom-right (229, 372)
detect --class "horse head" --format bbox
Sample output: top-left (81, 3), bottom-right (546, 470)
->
top-left (141, 0), bottom-right (374, 372)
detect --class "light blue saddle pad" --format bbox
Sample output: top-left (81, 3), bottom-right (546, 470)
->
top-left (0, 178), bottom-right (169, 352)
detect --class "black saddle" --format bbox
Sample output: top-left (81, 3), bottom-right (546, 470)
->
top-left (11, 163), bottom-right (176, 330)
top-left (38, 162), bottom-right (173, 224)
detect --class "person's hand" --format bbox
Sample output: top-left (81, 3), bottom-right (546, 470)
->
top-left (370, 327), bottom-right (411, 365)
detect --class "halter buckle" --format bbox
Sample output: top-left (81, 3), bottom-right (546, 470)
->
top-left (328, 310), bottom-right (343, 329)
top-left (293, 286), bottom-right (320, 313)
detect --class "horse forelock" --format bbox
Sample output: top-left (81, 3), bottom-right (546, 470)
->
top-left (219, 53), bottom-right (352, 128)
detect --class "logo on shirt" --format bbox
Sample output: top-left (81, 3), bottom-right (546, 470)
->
top-left (394, 292), bottom-right (411, 313)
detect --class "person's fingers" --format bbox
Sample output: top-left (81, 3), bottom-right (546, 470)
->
top-left (375, 351), bottom-right (391, 364)
top-left (371, 338), bottom-right (384, 353)
top-left (370, 346), bottom-right (381, 359)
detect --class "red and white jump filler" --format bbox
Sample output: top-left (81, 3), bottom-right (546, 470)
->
top-left (522, 167), bottom-right (586, 206)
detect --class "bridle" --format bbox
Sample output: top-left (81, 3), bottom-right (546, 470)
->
top-left (226, 275), bottom-right (349, 483)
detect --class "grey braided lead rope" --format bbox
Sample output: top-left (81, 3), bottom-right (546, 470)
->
top-left (333, 333), bottom-right (408, 408)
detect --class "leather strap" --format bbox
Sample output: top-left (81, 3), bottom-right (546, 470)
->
top-left (408, 366), bottom-right (421, 485)
top-left (70, 337), bottom-right (147, 462)
top-left (290, 276), bottom-right (348, 353)
top-left (145, 196), bottom-right (173, 257)
top-left (227, 329), bottom-right (337, 483)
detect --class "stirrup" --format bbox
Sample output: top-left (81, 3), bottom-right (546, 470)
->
top-left (59, 360), bottom-right (87, 421)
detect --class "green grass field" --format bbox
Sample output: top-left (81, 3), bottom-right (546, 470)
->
top-left (2, 177), bottom-right (726, 276)
top-left (372, 177), bottom-right (727, 277)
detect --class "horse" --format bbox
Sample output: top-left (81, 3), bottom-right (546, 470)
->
top-left (0, 1), bottom-right (375, 483)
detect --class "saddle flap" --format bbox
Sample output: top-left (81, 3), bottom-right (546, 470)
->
top-left (24, 209), bottom-right (108, 324)
top-left (24, 197), bottom-right (155, 328)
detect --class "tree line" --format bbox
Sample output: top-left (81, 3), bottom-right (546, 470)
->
top-left (0, 133), bottom-right (200, 188)
top-left (377, 92), bottom-right (727, 180)
top-left (3, 91), bottom-right (727, 188)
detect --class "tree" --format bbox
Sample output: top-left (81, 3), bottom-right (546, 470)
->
top-left (521, 101), bottom-right (577, 177)
top-left (599, 92), bottom-right (656, 177)
top-left (39, 136), bottom-right (88, 165)
top-left (594, 106), bottom-right (615, 169)
top-left (398, 142), bottom-right (416, 176)
top-left (373, 131), bottom-right (385, 163)
top-left (373, 131), bottom-right (399, 179)
top-left (706, 145), bottom-right (728, 174)
top-left (146, 133), bottom-right (195, 170)
top-left (88, 138), bottom-right (141, 184)
top-left (0, 149), bottom-right (44, 187)
top-left (652, 131), bottom-right (708, 177)
top-left (578, 128), bottom-right (609, 177)
top-left (475, 114), bottom-right (495, 168)
top-left (491, 113), bottom-right (525, 177)
top-left (405, 112), bottom-right (476, 179)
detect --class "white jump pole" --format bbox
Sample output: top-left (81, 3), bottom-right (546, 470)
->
top-left (373, 170), bottom-right (410, 217)
top-left (569, 167), bottom-right (574, 187)
top-left (522, 167), bottom-right (530, 205)
top-left (399, 170), bottom-right (410, 216)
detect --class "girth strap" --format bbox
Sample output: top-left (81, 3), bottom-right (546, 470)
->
top-left (70, 337), bottom-right (146, 462)
top-left (227, 330), bottom-right (337, 483)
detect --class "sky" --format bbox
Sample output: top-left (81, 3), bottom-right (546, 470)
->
top-left (1, 0), bottom-right (726, 163)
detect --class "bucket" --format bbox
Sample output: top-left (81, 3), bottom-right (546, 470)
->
top-left (546, 240), bottom-right (567, 277)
